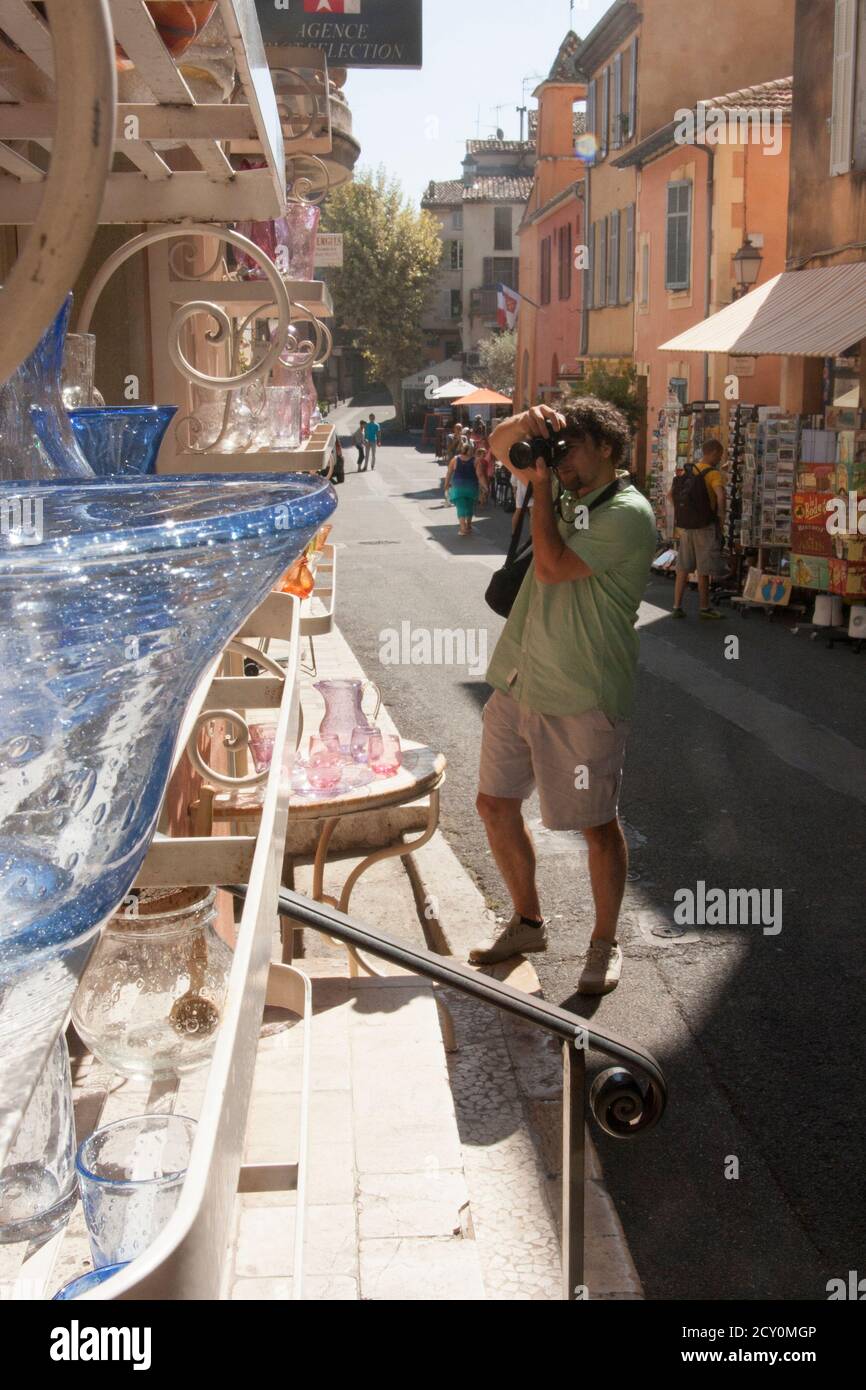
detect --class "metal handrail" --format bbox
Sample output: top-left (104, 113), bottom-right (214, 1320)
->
top-left (230, 885), bottom-right (667, 1301)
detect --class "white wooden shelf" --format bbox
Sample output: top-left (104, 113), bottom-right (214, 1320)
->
top-left (167, 423), bottom-right (337, 476)
top-left (0, 0), bottom-right (313, 223)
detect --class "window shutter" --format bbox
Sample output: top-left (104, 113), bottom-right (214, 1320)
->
top-left (599, 215), bottom-right (608, 305)
top-left (831, 0), bottom-right (858, 174)
top-left (483, 257), bottom-right (494, 287)
top-left (600, 67), bottom-right (610, 159)
top-left (856, 0), bottom-right (866, 171)
top-left (587, 80), bottom-right (596, 143)
top-left (612, 53), bottom-right (623, 148)
top-left (608, 210), bottom-right (620, 304)
top-left (640, 240), bottom-right (650, 307)
top-left (587, 222), bottom-right (595, 309)
top-left (625, 204), bottom-right (635, 302)
top-left (629, 36), bottom-right (639, 139)
top-left (665, 182), bottom-right (692, 291)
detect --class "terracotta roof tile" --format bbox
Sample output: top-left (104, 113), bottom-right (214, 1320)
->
top-left (702, 77), bottom-right (793, 112)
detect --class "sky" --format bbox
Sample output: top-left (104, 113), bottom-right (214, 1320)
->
top-left (343, 0), bottom-right (610, 207)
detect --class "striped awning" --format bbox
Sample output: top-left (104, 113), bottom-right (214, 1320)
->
top-left (660, 265), bottom-right (866, 357)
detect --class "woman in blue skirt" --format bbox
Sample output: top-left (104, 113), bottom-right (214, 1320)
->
top-left (445, 439), bottom-right (486, 537)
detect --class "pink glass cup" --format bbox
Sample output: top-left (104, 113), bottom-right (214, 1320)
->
top-left (248, 723), bottom-right (277, 774)
top-left (350, 727), bottom-right (373, 765)
top-left (306, 754), bottom-right (342, 793)
top-left (368, 733), bottom-right (402, 778)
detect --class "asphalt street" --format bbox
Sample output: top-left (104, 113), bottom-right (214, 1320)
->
top-left (327, 398), bottom-right (866, 1301)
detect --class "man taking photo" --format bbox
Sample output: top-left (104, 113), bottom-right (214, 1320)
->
top-left (470, 398), bottom-right (656, 995)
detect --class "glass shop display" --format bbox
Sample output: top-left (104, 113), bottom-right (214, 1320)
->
top-left (0, 1033), bottom-right (77, 1243)
top-left (60, 331), bottom-right (99, 409)
top-left (315, 679), bottom-right (380, 752)
top-left (72, 887), bottom-right (232, 1078)
top-left (0, 474), bottom-right (336, 980)
top-left (76, 1115), bottom-right (197, 1269)
top-left (114, 2), bottom-right (217, 69)
top-left (53, 1262), bottom-right (130, 1300)
top-left (67, 407), bottom-right (178, 477)
top-left (233, 203), bottom-right (320, 283)
top-left (0, 297), bottom-right (94, 482)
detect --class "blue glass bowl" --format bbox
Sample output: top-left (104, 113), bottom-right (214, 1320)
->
top-left (53, 1262), bottom-right (130, 1300)
top-left (68, 407), bottom-right (178, 477)
top-left (0, 473), bottom-right (336, 977)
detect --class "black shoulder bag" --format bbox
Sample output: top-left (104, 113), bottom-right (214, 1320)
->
top-left (485, 478), bottom-right (623, 619)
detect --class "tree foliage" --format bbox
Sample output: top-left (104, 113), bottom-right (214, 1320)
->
top-left (567, 362), bottom-right (641, 432)
top-left (476, 330), bottom-right (517, 397)
top-left (321, 168), bottom-right (443, 421)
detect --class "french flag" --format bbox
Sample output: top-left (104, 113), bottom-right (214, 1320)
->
top-left (497, 284), bottom-right (520, 331)
top-left (304, 1), bottom-right (362, 12)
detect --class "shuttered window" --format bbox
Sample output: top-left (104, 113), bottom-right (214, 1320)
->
top-left (600, 67), bottom-right (610, 160)
top-left (540, 237), bottom-right (552, 305)
top-left (629, 36), bottom-right (639, 139)
top-left (624, 204), bottom-right (636, 303)
top-left (665, 181), bottom-right (692, 291)
top-left (607, 209), bottom-right (620, 305)
top-left (640, 240), bottom-right (650, 307)
top-left (856, 0), bottom-right (866, 171)
top-left (558, 223), bottom-right (573, 300)
top-left (587, 79), bottom-right (597, 146)
top-left (586, 222), bottom-right (596, 309)
top-left (831, 0), bottom-right (858, 174)
top-left (598, 216), bottom-right (608, 306)
top-left (612, 52), bottom-right (623, 149)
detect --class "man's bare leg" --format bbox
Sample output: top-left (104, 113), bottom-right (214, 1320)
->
top-left (674, 569), bottom-right (689, 608)
top-left (698, 574), bottom-right (711, 609)
top-left (582, 818), bottom-right (628, 943)
top-left (476, 793), bottom-right (541, 921)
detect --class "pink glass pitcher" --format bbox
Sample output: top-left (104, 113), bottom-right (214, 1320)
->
top-left (315, 679), bottom-right (381, 752)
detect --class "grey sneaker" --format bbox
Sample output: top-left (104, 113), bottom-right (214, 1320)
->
top-left (469, 913), bottom-right (547, 965)
top-left (577, 941), bottom-right (623, 995)
top-left (699, 607), bottom-right (723, 620)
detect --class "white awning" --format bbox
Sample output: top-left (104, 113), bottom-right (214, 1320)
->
top-left (660, 265), bottom-right (866, 357)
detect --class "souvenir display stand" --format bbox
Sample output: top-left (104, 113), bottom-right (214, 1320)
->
top-left (0, 0), bottom-right (341, 1299)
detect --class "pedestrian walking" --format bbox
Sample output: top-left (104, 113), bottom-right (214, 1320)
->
top-left (352, 423), bottom-right (365, 471)
top-left (469, 397), bottom-right (657, 995)
top-left (669, 439), bottom-right (727, 620)
top-left (445, 439), bottom-right (485, 537)
top-left (363, 414), bottom-right (381, 471)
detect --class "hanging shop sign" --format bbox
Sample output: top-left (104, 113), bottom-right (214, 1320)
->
top-left (256, 0), bottom-right (423, 69)
top-left (729, 356), bottom-right (757, 378)
top-left (315, 232), bottom-right (344, 267)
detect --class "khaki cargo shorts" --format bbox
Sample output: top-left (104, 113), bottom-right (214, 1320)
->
top-left (677, 523), bottom-right (723, 576)
top-left (478, 690), bottom-right (630, 831)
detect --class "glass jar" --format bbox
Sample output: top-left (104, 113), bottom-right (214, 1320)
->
top-left (0, 1033), bottom-right (77, 1244)
top-left (72, 887), bottom-right (232, 1079)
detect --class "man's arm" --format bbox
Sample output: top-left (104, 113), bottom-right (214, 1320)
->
top-left (714, 484), bottom-right (726, 530)
top-left (531, 473), bottom-right (593, 584)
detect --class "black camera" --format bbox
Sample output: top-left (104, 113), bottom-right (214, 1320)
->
top-left (509, 429), bottom-right (571, 471)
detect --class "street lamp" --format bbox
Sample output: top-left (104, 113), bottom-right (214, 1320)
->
top-left (732, 239), bottom-right (763, 299)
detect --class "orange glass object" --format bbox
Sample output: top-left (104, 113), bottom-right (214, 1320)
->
top-left (307, 523), bottom-right (333, 555)
top-left (115, 2), bottom-right (218, 71)
top-left (280, 556), bottom-right (315, 598)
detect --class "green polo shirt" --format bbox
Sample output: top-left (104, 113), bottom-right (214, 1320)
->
top-left (486, 481), bottom-right (657, 719)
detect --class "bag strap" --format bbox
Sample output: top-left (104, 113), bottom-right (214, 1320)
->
top-left (505, 483), bottom-right (534, 564)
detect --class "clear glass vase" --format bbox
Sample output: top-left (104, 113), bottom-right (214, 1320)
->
top-left (72, 887), bottom-right (232, 1078)
top-left (0, 296), bottom-right (94, 482)
top-left (0, 1033), bottom-right (77, 1243)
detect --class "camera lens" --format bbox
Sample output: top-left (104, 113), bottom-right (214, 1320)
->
top-left (509, 440), bottom-right (535, 470)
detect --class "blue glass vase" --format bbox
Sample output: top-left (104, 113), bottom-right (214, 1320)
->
top-left (67, 406), bottom-right (178, 477)
top-left (0, 473), bottom-right (336, 978)
top-left (0, 297), bottom-right (93, 482)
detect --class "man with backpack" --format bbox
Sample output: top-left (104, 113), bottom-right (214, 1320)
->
top-left (669, 439), bottom-right (727, 620)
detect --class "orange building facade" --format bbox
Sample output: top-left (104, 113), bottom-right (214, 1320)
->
top-left (514, 34), bottom-right (587, 408)
top-left (617, 82), bottom-right (793, 475)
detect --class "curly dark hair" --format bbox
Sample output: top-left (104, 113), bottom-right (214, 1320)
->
top-left (561, 395), bottom-right (631, 466)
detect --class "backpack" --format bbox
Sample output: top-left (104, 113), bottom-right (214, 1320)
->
top-left (671, 463), bottom-right (716, 530)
